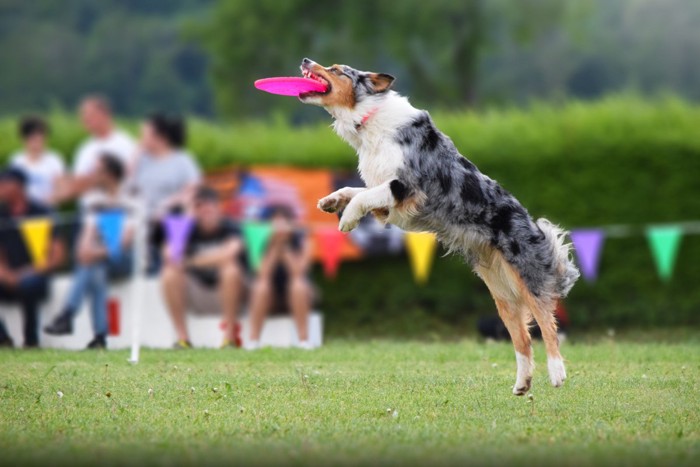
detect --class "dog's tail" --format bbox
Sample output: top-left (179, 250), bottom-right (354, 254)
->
top-left (536, 218), bottom-right (580, 299)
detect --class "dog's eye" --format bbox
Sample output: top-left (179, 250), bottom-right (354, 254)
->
top-left (330, 67), bottom-right (342, 75)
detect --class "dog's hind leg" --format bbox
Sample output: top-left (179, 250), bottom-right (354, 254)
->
top-left (529, 299), bottom-right (566, 387)
top-left (494, 298), bottom-right (534, 396)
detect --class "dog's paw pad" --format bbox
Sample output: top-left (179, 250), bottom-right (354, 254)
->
top-left (318, 197), bottom-right (339, 213)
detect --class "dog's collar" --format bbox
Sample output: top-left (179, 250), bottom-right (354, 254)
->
top-left (354, 107), bottom-right (379, 131)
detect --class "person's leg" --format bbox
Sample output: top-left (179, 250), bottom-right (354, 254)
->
top-left (44, 264), bottom-right (95, 335)
top-left (17, 274), bottom-right (49, 348)
top-left (288, 274), bottom-right (312, 346)
top-left (88, 260), bottom-right (109, 342)
top-left (161, 263), bottom-right (190, 344)
top-left (0, 285), bottom-right (16, 346)
top-left (247, 275), bottom-right (272, 348)
top-left (217, 262), bottom-right (244, 344)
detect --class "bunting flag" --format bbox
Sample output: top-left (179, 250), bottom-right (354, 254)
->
top-left (19, 217), bottom-right (52, 268)
top-left (242, 222), bottom-right (273, 271)
top-left (162, 215), bottom-right (194, 263)
top-left (646, 226), bottom-right (683, 282)
top-left (315, 227), bottom-right (345, 278)
top-left (570, 229), bottom-right (605, 282)
top-left (96, 210), bottom-right (126, 259)
top-left (405, 232), bottom-right (437, 285)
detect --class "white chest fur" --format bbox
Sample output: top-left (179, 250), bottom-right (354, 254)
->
top-left (330, 93), bottom-right (420, 188)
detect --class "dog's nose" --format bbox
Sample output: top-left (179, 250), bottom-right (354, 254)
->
top-left (302, 58), bottom-right (312, 65)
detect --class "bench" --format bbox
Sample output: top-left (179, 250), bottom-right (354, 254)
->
top-left (0, 275), bottom-right (323, 350)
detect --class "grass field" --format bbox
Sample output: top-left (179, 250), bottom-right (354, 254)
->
top-left (1, 337), bottom-right (699, 466)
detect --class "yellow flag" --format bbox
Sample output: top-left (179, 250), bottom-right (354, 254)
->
top-left (405, 232), bottom-right (437, 285)
top-left (19, 218), bottom-right (52, 268)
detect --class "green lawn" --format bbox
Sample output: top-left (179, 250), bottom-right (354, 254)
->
top-left (1, 338), bottom-right (699, 466)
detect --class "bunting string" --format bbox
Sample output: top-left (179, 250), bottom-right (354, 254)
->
top-left (0, 211), bottom-right (698, 284)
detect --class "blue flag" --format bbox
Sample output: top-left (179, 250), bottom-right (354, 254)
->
top-left (96, 210), bottom-right (126, 259)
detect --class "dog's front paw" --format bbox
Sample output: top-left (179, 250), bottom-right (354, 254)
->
top-left (318, 195), bottom-right (343, 213)
top-left (338, 212), bottom-right (361, 232)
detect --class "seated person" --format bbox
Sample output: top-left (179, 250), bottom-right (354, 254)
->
top-left (161, 187), bottom-right (245, 349)
top-left (247, 205), bottom-right (313, 350)
top-left (9, 115), bottom-right (66, 206)
top-left (0, 168), bottom-right (64, 348)
top-left (44, 154), bottom-right (134, 349)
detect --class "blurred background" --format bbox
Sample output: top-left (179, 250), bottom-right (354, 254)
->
top-left (0, 0), bottom-right (698, 341)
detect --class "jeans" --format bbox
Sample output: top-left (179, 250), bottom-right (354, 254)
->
top-left (64, 251), bottom-right (133, 336)
top-left (0, 273), bottom-right (49, 346)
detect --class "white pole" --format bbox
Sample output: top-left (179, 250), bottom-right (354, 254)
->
top-left (128, 202), bottom-right (147, 364)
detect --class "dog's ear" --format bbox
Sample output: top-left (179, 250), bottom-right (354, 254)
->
top-left (368, 73), bottom-right (395, 93)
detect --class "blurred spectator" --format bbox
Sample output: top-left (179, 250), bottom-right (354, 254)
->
top-left (54, 95), bottom-right (136, 203)
top-left (247, 205), bottom-right (313, 350)
top-left (161, 187), bottom-right (245, 349)
top-left (44, 154), bottom-right (135, 349)
top-left (0, 168), bottom-right (64, 348)
top-left (129, 113), bottom-right (201, 272)
top-left (9, 116), bottom-right (66, 206)
top-left (130, 113), bottom-right (201, 218)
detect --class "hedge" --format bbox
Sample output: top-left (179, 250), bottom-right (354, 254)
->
top-left (1, 95), bottom-right (699, 335)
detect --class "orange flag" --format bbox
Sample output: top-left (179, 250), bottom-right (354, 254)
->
top-left (405, 232), bottom-right (437, 285)
top-left (19, 218), bottom-right (52, 268)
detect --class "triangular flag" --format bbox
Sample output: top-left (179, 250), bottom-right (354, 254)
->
top-left (162, 215), bottom-right (194, 263)
top-left (315, 227), bottom-right (345, 279)
top-left (570, 229), bottom-right (605, 282)
top-left (405, 232), bottom-right (437, 285)
top-left (646, 226), bottom-right (683, 282)
top-left (19, 217), bottom-right (52, 268)
top-left (242, 222), bottom-right (273, 271)
top-left (96, 210), bottom-right (126, 259)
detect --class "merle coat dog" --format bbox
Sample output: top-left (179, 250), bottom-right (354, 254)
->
top-left (299, 58), bottom-right (580, 395)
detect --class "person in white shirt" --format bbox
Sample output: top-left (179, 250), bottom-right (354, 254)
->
top-left (54, 95), bottom-right (136, 204)
top-left (9, 116), bottom-right (65, 205)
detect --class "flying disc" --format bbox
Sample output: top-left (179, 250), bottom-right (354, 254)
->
top-left (254, 77), bottom-right (328, 96)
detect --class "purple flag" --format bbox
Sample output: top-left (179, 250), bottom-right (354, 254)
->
top-left (162, 215), bottom-right (194, 263)
top-left (570, 229), bottom-right (605, 282)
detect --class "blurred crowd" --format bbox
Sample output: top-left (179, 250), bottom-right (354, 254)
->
top-left (0, 96), bottom-right (313, 350)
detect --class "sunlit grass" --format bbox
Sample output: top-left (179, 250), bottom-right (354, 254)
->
top-left (1, 338), bottom-right (699, 466)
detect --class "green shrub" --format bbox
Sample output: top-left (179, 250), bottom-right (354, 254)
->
top-left (1, 95), bottom-right (699, 334)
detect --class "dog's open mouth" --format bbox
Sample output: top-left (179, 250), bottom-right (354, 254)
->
top-left (300, 68), bottom-right (331, 98)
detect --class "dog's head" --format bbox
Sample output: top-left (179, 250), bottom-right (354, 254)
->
top-left (299, 58), bottom-right (395, 109)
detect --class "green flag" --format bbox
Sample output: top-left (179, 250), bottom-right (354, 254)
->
top-left (242, 222), bottom-right (273, 271)
top-left (646, 226), bottom-right (683, 282)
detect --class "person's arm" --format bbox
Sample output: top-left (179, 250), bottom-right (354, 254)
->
top-left (0, 250), bottom-right (18, 287)
top-left (185, 238), bottom-right (242, 269)
top-left (282, 234), bottom-right (312, 276)
top-left (257, 234), bottom-right (287, 279)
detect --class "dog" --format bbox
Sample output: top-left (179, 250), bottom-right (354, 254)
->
top-left (299, 58), bottom-right (580, 395)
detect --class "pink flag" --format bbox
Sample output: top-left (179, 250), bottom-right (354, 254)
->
top-left (316, 227), bottom-right (345, 279)
top-left (162, 215), bottom-right (194, 263)
top-left (570, 229), bottom-right (605, 282)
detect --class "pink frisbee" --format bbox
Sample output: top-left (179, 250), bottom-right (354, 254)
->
top-left (254, 77), bottom-right (328, 96)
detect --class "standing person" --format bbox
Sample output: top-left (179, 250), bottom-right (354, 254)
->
top-left (247, 205), bottom-right (314, 350)
top-left (0, 168), bottom-right (64, 348)
top-left (160, 187), bottom-right (245, 349)
top-left (44, 154), bottom-right (135, 349)
top-left (54, 95), bottom-right (136, 203)
top-left (9, 116), bottom-right (65, 205)
top-left (129, 113), bottom-right (201, 272)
